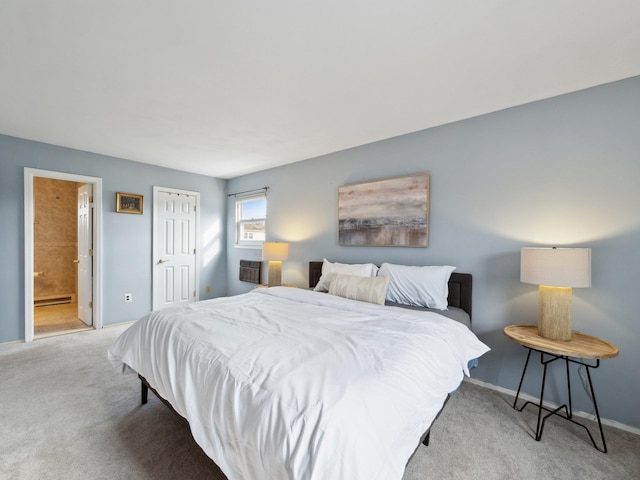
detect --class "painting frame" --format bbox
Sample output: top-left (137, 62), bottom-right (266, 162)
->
top-left (338, 173), bottom-right (429, 247)
top-left (116, 192), bottom-right (144, 215)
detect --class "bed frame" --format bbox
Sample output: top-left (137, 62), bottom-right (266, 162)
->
top-left (139, 261), bottom-right (473, 459)
top-left (308, 261), bottom-right (472, 319)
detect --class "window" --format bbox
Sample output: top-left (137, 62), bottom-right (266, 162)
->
top-left (235, 194), bottom-right (267, 246)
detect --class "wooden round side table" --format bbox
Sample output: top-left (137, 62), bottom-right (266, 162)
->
top-left (504, 325), bottom-right (619, 453)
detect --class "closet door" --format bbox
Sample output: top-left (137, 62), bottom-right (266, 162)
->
top-left (153, 188), bottom-right (199, 310)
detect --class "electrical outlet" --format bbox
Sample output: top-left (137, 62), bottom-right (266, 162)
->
top-left (124, 293), bottom-right (132, 303)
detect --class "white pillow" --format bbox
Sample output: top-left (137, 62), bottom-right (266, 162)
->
top-left (328, 273), bottom-right (390, 305)
top-left (378, 263), bottom-right (456, 310)
top-left (313, 258), bottom-right (378, 292)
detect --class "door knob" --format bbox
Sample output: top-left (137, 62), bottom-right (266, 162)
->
top-left (158, 258), bottom-right (169, 264)
top-left (73, 259), bottom-right (80, 264)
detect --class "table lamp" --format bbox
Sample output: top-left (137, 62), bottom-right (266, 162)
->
top-left (520, 247), bottom-right (591, 341)
top-left (262, 242), bottom-right (289, 287)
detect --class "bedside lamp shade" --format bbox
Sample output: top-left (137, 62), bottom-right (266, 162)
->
top-left (521, 247), bottom-right (591, 341)
top-left (262, 242), bottom-right (289, 287)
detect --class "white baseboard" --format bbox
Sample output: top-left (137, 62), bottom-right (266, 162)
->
top-left (464, 377), bottom-right (640, 436)
top-left (103, 320), bottom-right (136, 329)
top-left (0, 320), bottom-right (134, 347)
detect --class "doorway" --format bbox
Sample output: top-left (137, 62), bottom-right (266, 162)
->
top-left (24, 168), bottom-right (103, 342)
top-left (32, 177), bottom-right (92, 337)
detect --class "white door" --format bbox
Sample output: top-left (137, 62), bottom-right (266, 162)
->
top-left (153, 189), bottom-right (199, 310)
top-left (77, 184), bottom-right (93, 326)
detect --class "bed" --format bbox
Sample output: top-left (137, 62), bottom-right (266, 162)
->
top-left (108, 261), bottom-right (489, 480)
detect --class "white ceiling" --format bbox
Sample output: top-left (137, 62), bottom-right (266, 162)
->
top-left (1, 1), bottom-right (639, 179)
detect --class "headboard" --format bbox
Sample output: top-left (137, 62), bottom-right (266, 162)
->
top-left (308, 261), bottom-right (472, 319)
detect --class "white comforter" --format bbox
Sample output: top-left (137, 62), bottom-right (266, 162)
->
top-left (108, 287), bottom-right (489, 480)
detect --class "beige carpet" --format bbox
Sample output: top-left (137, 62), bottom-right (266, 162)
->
top-left (1, 324), bottom-right (638, 480)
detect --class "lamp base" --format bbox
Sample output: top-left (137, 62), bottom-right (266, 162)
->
top-left (538, 285), bottom-right (572, 341)
top-left (268, 261), bottom-right (282, 287)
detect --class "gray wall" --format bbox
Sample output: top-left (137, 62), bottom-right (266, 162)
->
top-left (227, 76), bottom-right (640, 429)
top-left (0, 135), bottom-right (228, 343)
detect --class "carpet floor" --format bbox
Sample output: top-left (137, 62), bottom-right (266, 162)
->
top-left (1, 323), bottom-right (638, 480)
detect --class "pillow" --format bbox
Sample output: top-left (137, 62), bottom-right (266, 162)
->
top-left (328, 273), bottom-right (390, 305)
top-left (313, 258), bottom-right (378, 292)
top-left (378, 263), bottom-right (456, 310)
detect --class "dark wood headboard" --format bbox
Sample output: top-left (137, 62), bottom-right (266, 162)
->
top-left (308, 261), bottom-right (472, 319)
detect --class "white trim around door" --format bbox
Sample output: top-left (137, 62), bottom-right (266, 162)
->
top-left (24, 168), bottom-right (103, 342)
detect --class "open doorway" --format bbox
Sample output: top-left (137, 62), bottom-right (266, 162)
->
top-left (24, 168), bottom-right (102, 342)
top-left (32, 178), bottom-right (91, 337)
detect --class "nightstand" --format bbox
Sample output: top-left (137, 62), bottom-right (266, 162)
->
top-left (504, 325), bottom-right (619, 453)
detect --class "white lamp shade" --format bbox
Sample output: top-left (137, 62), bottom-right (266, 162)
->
top-left (262, 242), bottom-right (289, 262)
top-left (521, 247), bottom-right (591, 288)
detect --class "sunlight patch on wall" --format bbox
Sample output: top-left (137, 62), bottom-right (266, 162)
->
top-left (203, 219), bottom-right (221, 267)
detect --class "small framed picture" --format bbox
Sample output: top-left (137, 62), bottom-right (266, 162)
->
top-left (116, 192), bottom-right (143, 214)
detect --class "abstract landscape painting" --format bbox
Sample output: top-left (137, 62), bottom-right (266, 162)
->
top-left (338, 173), bottom-right (429, 247)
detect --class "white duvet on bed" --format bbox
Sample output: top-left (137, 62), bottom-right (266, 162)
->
top-left (108, 287), bottom-right (489, 480)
